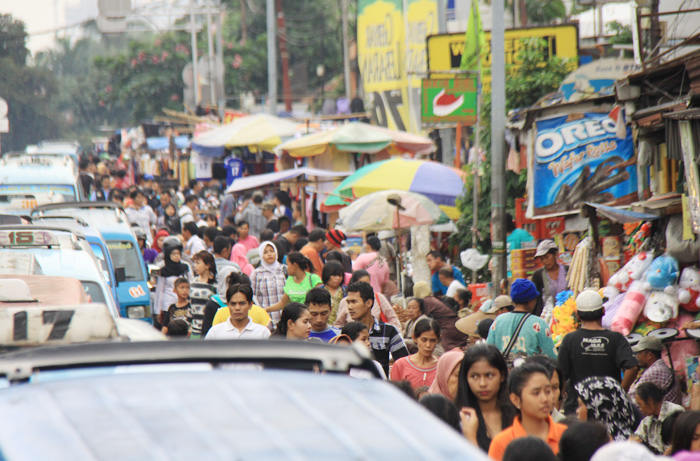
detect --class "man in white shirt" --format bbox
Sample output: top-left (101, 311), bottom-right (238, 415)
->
top-left (205, 284), bottom-right (271, 339)
top-left (182, 222), bottom-right (207, 257)
top-left (179, 195), bottom-right (198, 224)
top-left (125, 189), bottom-right (157, 244)
top-left (439, 265), bottom-right (467, 298)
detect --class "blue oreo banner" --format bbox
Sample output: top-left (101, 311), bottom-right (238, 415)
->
top-left (533, 112), bottom-right (637, 216)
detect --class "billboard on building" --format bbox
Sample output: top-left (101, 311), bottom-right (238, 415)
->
top-left (357, 0), bottom-right (438, 133)
top-left (531, 111), bottom-right (637, 217)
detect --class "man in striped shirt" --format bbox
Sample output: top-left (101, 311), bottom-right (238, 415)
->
top-left (346, 281), bottom-right (408, 375)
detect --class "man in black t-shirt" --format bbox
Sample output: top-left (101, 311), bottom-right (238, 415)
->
top-left (558, 290), bottom-right (639, 414)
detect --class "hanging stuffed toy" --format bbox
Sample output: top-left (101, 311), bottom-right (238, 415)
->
top-left (606, 251), bottom-right (653, 296)
top-left (641, 254), bottom-right (680, 325)
top-left (611, 281), bottom-right (649, 336)
top-left (678, 267), bottom-right (700, 313)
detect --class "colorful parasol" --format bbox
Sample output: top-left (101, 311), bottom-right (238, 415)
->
top-left (337, 190), bottom-right (448, 232)
top-left (191, 114), bottom-right (300, 157)
top-left (323, 158), bottom-right (466, 219)
top-left (274, 121), bottom-right (436, 158)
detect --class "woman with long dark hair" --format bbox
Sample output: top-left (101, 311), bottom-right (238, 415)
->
top-left (670, 410), bottom-right (700, 455)
top-left (322, 260), bottom-right (346, 324)
top-left (488, 363), bottom-right (566, 460)
top-left (455, 343), bottom-right (516, 452)
top-left (390, 318), bottom-right (440, 389)
top-left (265, 252), bottom-right (321, 314)
top-left (272, 302), bottom-right (311, 340)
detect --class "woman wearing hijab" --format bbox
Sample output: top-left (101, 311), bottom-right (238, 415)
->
top-left (231, 243), bottom-right (254, 276)
top-left (152, 229), bottom-right (170, 253)
top-left (428, 350), bottom-right (464, 401)
top-left (153, 236), bottom-right (191, 327)
top-left (250, 241), bottom-right (287, 328)
top-left (575, 375), bottom-right (639, 441)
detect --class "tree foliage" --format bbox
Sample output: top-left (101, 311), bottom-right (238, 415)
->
top-left (0, 15), bottom-right (63, 152)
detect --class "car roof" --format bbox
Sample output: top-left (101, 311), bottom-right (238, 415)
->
top-left (0, 155), bottom-right (78, 184)
top-left (0, 370), bottom-right (482, 461)
top-left (0, 341), bottom-right (484, 461)
top-left (0, 275), bottom-right (88, 305)
top-left (32, 202), bottom-right (129, 229)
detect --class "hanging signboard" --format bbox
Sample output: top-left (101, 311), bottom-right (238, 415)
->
top-left (426, 25), bottom-right (579, 92)
top-left (531, 112), bottom-right (637, 216)
top-left (420, 78), bottom-right (478, 126)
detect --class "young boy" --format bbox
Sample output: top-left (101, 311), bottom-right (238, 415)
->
top-left (306, 287), bottom-right (339, 343)
top-left (162, 277), bottom-right (191, 336)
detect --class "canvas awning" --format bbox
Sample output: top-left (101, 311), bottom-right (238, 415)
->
top-left (225, 167), bottom-right (351, 193)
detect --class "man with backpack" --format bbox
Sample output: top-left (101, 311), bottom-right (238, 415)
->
top-left (486, 278), bottom-right (556, 363)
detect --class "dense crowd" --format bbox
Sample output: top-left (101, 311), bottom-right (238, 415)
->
top-left (77, 160), bottom-right (700, 460)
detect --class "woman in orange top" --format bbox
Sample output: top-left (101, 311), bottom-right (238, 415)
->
top-left (487, 363), bottom-right (567, 461)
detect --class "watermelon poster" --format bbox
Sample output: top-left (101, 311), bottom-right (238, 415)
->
top-left (421, 78), bottom-right (478, 126)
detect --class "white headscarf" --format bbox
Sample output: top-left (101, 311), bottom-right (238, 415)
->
top-left (259, 241), bottom-right (281, 272)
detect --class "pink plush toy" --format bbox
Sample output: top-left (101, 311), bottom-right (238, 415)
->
top-left (607, 252), bottom-right (653, 296)
top-left (678, 267), bottom-right (700, 313)
top-left (611, 281), bottom-right (649, 336)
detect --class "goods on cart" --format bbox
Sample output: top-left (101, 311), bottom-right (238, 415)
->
top-left (611, 281), bottom-right (649, 336)
top-left (606, 251), bottom-right (653, 296)
top-left (550, 290), bottom-right (578, 347)
top-left (566, 238), bottom-right (591, 294)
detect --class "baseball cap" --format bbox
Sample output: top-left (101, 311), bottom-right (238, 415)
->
top-left (485, 295), bottom-right (513, 314)
top-left (631, 335), bottom-right (663, 353)
top-left (534, 239), bottom-right (558, 258)
top-left (575, 290), bottom-right (604, 312)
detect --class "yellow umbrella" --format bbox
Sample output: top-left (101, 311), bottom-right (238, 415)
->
top-left (191, 114), bottom-right (300, 156)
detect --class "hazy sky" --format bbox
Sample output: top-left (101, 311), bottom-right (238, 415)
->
top-left (0, 0), bottom-right (98, 54)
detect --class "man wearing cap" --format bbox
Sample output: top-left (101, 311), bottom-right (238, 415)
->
top-left (456, 295), bottom-right (514, 339)
top-left (629, 336), bottom-right (682, 405)
top-left (531, 239), bottom-right (569, 317)
top-left (486, 279), bottom-right (556, 359)
top-left (558, 289), bottom-right (639, 415)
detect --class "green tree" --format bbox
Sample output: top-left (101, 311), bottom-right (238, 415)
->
top-left (607, 21), bottom-right (632, 45)
top-left (0, 15), bottom-right (64, 152)
top-left (450, 38), bottom-right (574, 278)
top-left (524, 0), bottom-right (567, 25)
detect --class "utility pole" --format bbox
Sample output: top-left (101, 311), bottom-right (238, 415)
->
top-left (276, 0), bottom-right (293, 112)
top-left (341, 0), bottom-right (351, 99)
top-left (491, 0), bottom-right (507, 294)
top-left (649, 0), bottom-right (662, 58)
top-left (266, 0), bottom-right (277, 114)
top-left (206, 0), bottom-right (216, 107)
top-left (240, 0), bottom-right (247, 44)
top-left (216, 1), bottom-right (224, 116)
top-left (189, 0), bottom-right (200, 107)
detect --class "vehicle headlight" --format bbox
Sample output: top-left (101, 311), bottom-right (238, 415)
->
top-left (127, 305), bottom-right (148, 319)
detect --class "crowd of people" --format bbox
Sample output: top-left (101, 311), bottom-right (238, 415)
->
top-left (77, 164), bottom-right (700, 460)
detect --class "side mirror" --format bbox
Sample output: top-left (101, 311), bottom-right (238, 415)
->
top-left (115, 267), bottom-right (127, 284)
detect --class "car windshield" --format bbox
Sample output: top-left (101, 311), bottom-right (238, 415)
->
top-left (35, 207), bottom-right (126, 228)
top-left (81, 281), bottom-right (106, 303)
top-left (0, 184), bottom-right (76, 203)
top-left (89, 243), bottom-right (113, 285)
top-left (106, 240), bottom-right (144, 281)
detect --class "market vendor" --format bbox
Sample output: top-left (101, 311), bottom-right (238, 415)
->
top-left (531, 239), bottom-right (569, 317)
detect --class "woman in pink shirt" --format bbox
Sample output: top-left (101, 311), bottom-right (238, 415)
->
top-left (390, 319), bottom-right (440, 389)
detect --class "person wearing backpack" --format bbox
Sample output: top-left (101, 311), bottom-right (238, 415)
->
top-left (486, 279), bottom-right (556, 365)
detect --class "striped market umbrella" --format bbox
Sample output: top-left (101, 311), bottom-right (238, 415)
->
top-left (337, 190), bottom-right (448, 232)
top-left (324, 158), bottom-right (466, 220)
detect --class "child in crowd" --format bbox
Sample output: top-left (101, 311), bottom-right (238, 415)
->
top-left (162, 277), bottom-right (191, 335)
